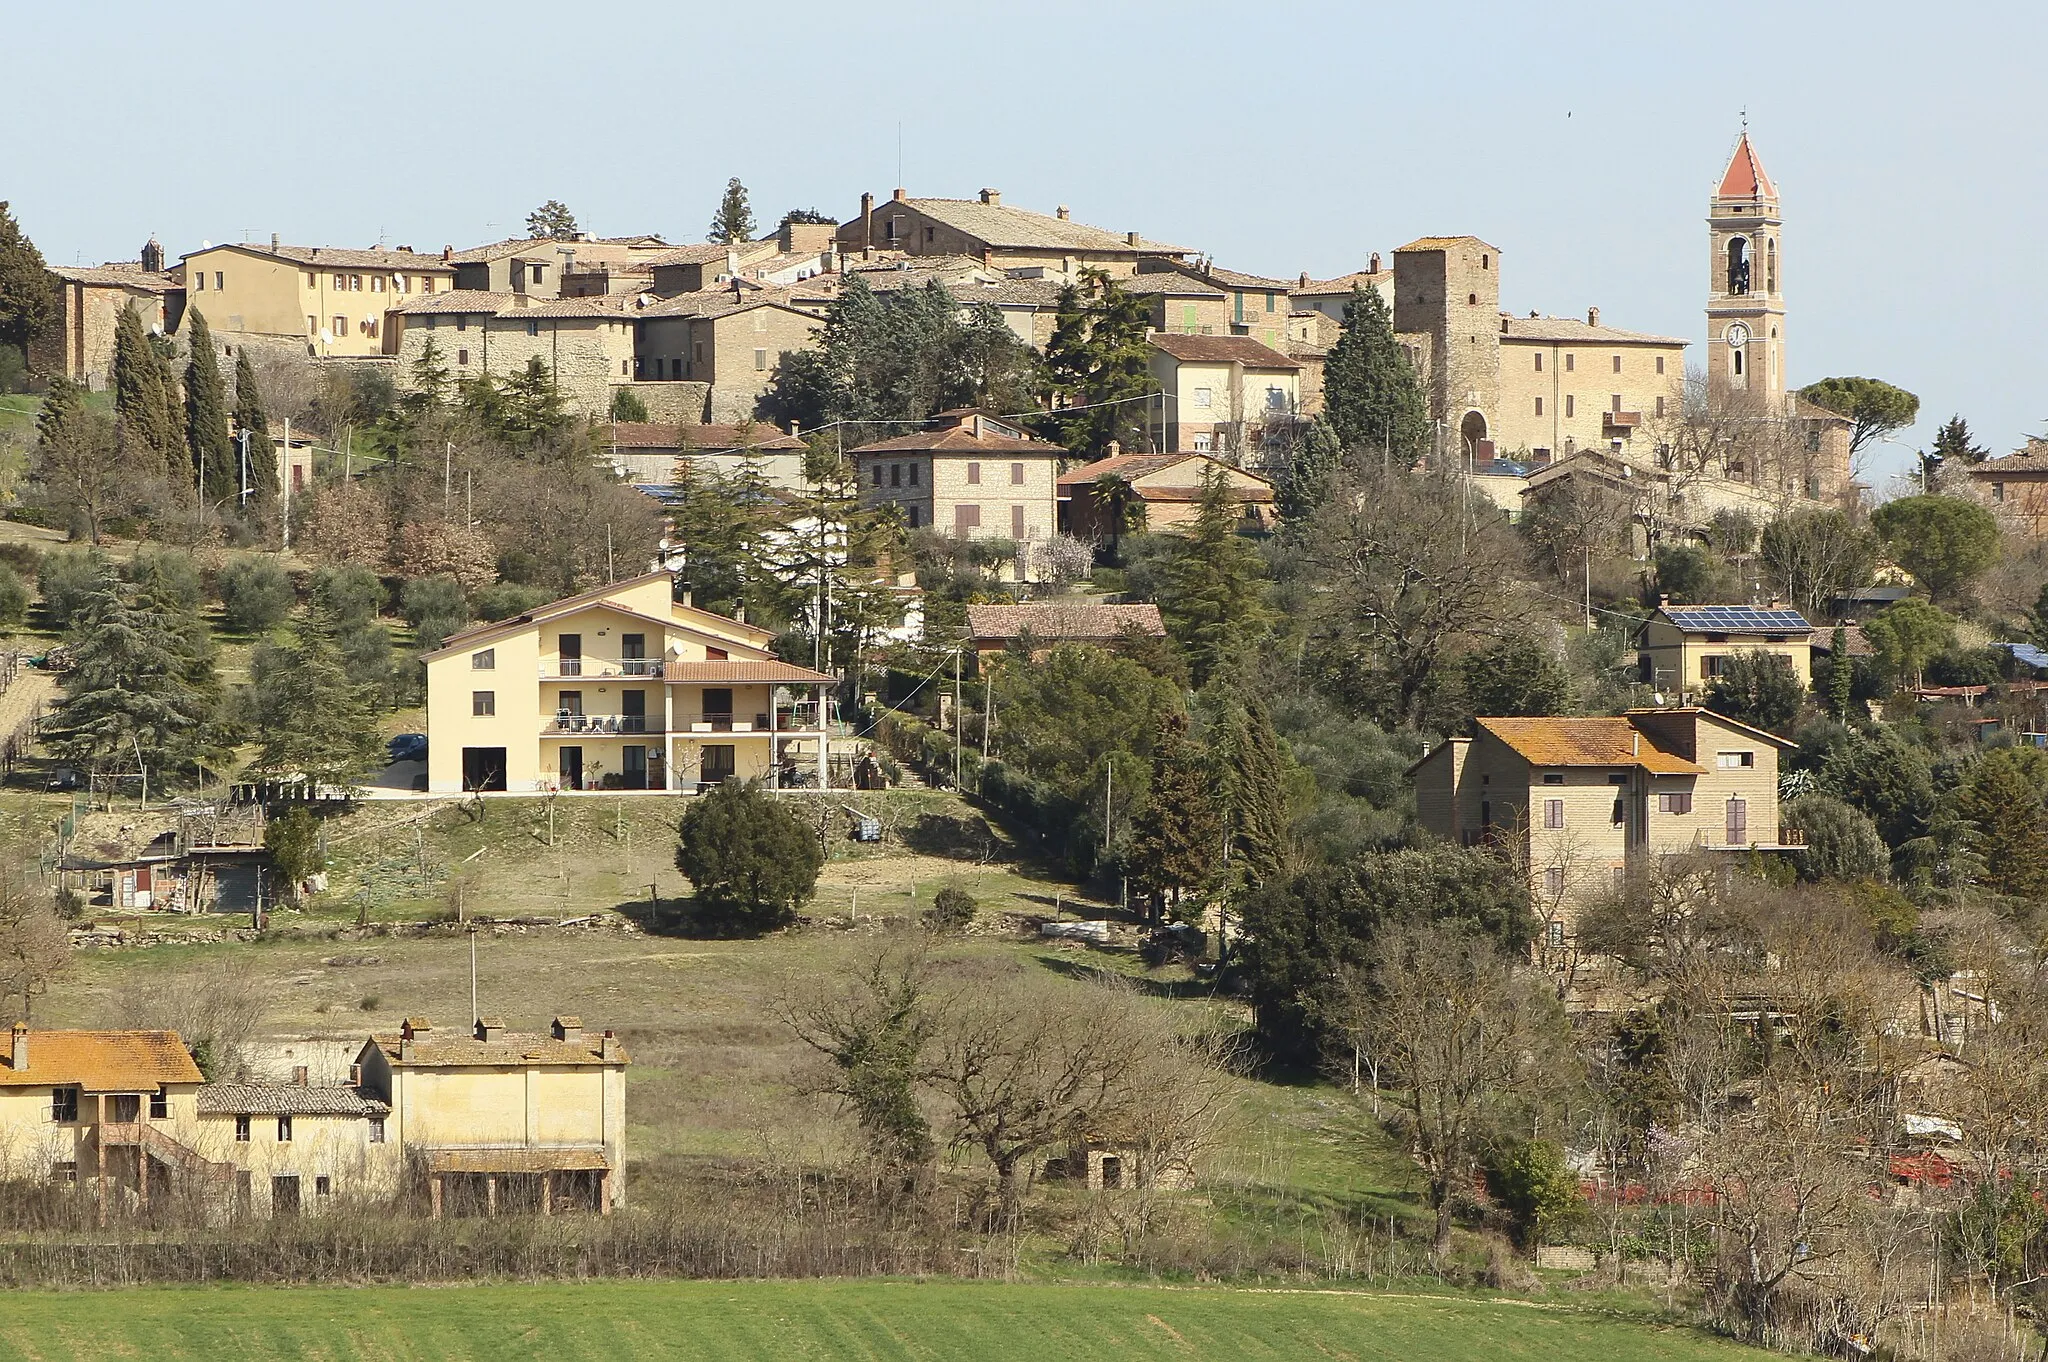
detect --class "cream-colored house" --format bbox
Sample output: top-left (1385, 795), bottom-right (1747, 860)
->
top-left (1408, 708), bottom-right (1797, 938)
top-left (422, 570), bottom-right (837, 794)
top-left (174, 240), bottom-right (454, 355)
top-left (1493, 310), bottom-right (1688, 462)
top-left (851, 410), bottom-right (1063, 562)
top-left (1147, 334), bottom-right (1301, 461)
top-left (836, 187), bottom-right (1190, 278)
top-left (1638, 602), bottom-right (1814, 701)
top-left (195, 1080), bottom-right (397, 1216)
top-left (1056, 452), bottom-right (1275, 536)
top-left (603, 421), bottom-right (811, 490)
top-left (357, 1016), bottom-right (627, 1216)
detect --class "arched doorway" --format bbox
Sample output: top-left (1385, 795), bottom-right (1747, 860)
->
top-left (1460, 410), bottom-right (1489, 461)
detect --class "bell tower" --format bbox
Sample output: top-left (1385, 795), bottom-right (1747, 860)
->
top-left (1706, 130), bottom-right (1785, 408)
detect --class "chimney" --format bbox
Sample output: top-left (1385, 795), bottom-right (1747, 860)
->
top-left (1369, 252), bottom-right (1380, 273)
top-left (735, 604), bottom-right (746, 625)
top-left (270, 232), bottom-right (280, 253)
top-left (1105, 440), bottom-right (1121, 459)
top-left (680, 589), bottom-right (693, 608)
top-left (983, 246), bottom-right (993, 268)
top-left (1298, 271), bottom-right (1310, 288)
top-left (979, 188), bottom-right (1001, 207)
top-left (1587, 306), bottom-right (1600, 327)
top-left (1658, 594), bottom-right (1670, 609)
top-left (1055, 205), bottom-right (1069, 221)
top-left (788, 419), bottom-right (801, 438)
top-left (892, 187), bottom-right (906, 202)
top-left (10, 1023), bottom-right (25, 1071)
top-left (1632, 731), bottom-right (1640, 758)
top-left (552, 1017), bottom-right (584, 1043)
top-left (292, 1065), bottom-right (309, 1087)
top-left (1125, 231), bottom-right (1141, 246)
top-left (600, 1030), bottom-right (620, 1062)
top-left (441, 245), bottom-right (453, 262)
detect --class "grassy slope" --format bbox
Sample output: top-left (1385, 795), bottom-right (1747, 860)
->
top-left (0, 1280), bottom-right (1764, 1362)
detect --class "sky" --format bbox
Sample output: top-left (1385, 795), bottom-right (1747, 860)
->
top-left (8, 0), bottom-right (2042, 490)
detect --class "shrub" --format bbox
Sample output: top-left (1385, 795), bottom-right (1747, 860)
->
top-left (264, 808), bottom-right (326, 902)
top-left (609, 388), bottom-right (650, 422)
top-left (217, 557), bottom-right (296, 633)
top-left (1486, 1138), bottom-right (1583, 1248)
top-left (36, 545), bottom-right (109, 629)
top-left (473, 581), bottom-right (553, 622)
top-left (125, 546), bottom-right (204, 609)
top-left (399, 574), bottom-right (468, 628)
top-left (924, 885), bottom-right (977, 932)
top-left (0, 563), bottom-right (28, 628)
top-left (311, 563), bottom-right (385, 628)
top-left (675, 779), bottom-right (824, 930)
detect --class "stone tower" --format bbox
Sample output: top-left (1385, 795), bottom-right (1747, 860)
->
top-left (1705, 132), bottom-right (1785, 407)
top-left (1393, 236), bottom-right (1501, 460)
top-left (140, 236), bottom-right (164, 274)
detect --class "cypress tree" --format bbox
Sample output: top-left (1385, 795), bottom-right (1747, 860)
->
top-left (1043, 270), bottom-right (1154, 456)
top-left (112, 303), bottom-right (178, 475)
top-left (1322, 284), bottom-right (1427, 458)
top-left (1828, 626), bottom-right (1853, 720)
top-left (0, 200), bottom-right (58, 363)
top-left (1125, 711), bottom-right (1224, 924)
top-left (34, 371), bottom-right (86, 450)
top-left (183, 310), bottom-right (235, 501)
top-left (1230, 696), bottom-right (1291, 892)
top-left (707, 178), bottom-right (756, 244)
top-left (1155, 466), bottom-right (1272, 688)
top-left (232, 347), bottom-right (278, 506)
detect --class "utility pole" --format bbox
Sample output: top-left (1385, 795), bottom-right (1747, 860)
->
top-left (468, 924), bottom-right (480, 1028)
top-left (236, 429), bottom-right (251, 507)
top-left (444, 440), bottom-right (453, 518)
top-left (281, 416), bottom-right (293, 549)
top-left (1584, 543), bottom-right (1593, 629)
top-left (952, 646), bottom-right (962, 790)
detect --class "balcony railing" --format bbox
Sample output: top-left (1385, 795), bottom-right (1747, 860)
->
top-left (544, 715), bottom-right (661, 736)
top-left (541, 659), bottom-right (665, 680)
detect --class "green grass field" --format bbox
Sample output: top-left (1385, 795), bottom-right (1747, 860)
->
top-left (0, 1280), bottom-right (1764, 1361)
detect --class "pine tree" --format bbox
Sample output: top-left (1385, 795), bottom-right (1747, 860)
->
top-left (1954, 756), bottom-right (2048, 900)
top-left (1155, 465), bottom-right (1272, 687)
top-left (50, 569), bottom-right (218, 783)
top-left (112, 303), bottom-right (179, 475)
top-left (1229, 696), bottom-right (1292, 892)
top-left (250, 615), bottom-right (385, 789)
top-left (0, 201), bottom-right (57, 363)
top-left (1279, 415), bottom-right (1344, 519)
top-left (525, 200), bottom-right (580, 241)
top-left (1125, 711), bottom-right (1223, 924)
top-left (1828, 626), bottom-right (1853, 719)
top-left (1928, 414), bottom-right (1990, 468)
top-left (708, 178), bottom-right (756, 244)
top-left (183, 310), bottom-right (235, 501)
top-left (1323, 284), bottom-right (1427, 458)
top-left (1043, 270), bottom-right (1155, 456)
top-left (32, 374), bottom-right (122, 542)
top-left (401, 334), bottom-right (451, 419)
top-left (232, 348), bottom-right (279, 507)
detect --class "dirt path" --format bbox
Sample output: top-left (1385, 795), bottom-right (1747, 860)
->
top-left (0, 667), bottom-right (59, 743)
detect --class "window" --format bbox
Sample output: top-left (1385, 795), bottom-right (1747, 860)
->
top-left (1544, 799), bottom-right (1565, 830)
top-left (1611, 797), bottom-right (1626, 824)
top-left (50, 1087), bottom-right (79, 1123)
top-left (532, 264), bottom-right (545, 285)
top-left (1612, 394), bottom-right (1623, 413)
top-left (1725, 797), bottom-right (1748, 843)
top-left (1466, 293), bottom-right (1477, 305)
top-left (907, 506), bottom-right (921, 529)
top-left (1546, 920), bottom-right (1565, 948)
top-left (1534, 353), bottom-right (1543, 372)
top-left (1655, 355), bottom-right (1666, 375)
top-left (526, 319), bottom-right (539, 337)
top-left (872, 465), bottom-right (884, 487)
top-left (1010, 462), bottom-right (1025, 485)
top-left (1612, 354), bottom-right (1622, 374)
top-left (334, 273), bottom-right (347, 290)
top-left (1716, 751), bottom-right (1755, 769)
top-left (316, 1175), bottom-right (332, 1197)
top-left (51, 1161), bottom-right (77, 1184)
top-left (753, 347), bottom-right (767, 372)
top-left (364, 318), bottom-right (378, 339)
top-left (349, 274), bottom-right (362, 291)
top-left (214, 271), bottom-right (224, 291)
top-left (1657, 791), bottom-right (1694, 814)
top-left (332, 315), bottom-right (347, 337)
top-left (1993, 482), bottom-right (2006, 503)
top-left (1733, 349), bottom-right (1745, 377)
top-left (1702, 655), bottom-right (1726, 679)
top-left (1564, 395), bottom-right (1575, 418)
top-left (421, 276), bottom-right (435, 294)
top-left (471, 649), bottom-right (495, 670)
top-left (370, 1117), bottom-right (386, 1144)
top-left (1266, 386), bottom-right (1287, 411)
top-left (924, 225), bottom-right (934, 242)
top-left (457, 349), bottom-right (469, 365)
top-left (1542, 773), bottom-right (1564, 785)
top-left (1192, 434), bottom-right (1213, 454)
top-left (1564, 353), bottom-right (1575, 372)
top-left (1192, 387), bottom-right (1213, 409)
top-left (457, 315), bottom-right (468, 331)
top-left (235, 1115), bottom-right (251, 1142)
top-left (307, 315), bottom-right (318, 336)
top-left (305, 272), bottom-right (316, 287)
top-left (1534, 396), bottom-right (1543, 416)
top-left (966, 462), bottom-right (981, 485)
top-left (149, 1087), bottom-right (168, 1120)
top-left (372, 276), bottom-right (385, 293)
top-left (194, 271), bottom-right (205, 290)
top-left (1544, 866), bottom-right (1565, 895)
top-left (954, 504), bottom-right (981, 533)
top-left (1265, 291), bottom-right (1277, 312)
top-left (395, 275), bottom-right (408, 293)
top-left (1011, 504), bottom-right (1026, 537)
top-left (889, 464), bottom-right (901, 488)
top-left (277, 1116), bottom-right (293, 1142)
top-left (1655, 396), bottom-right (1666, 418)
top-left (907, 463), bottom-right (919, 486)
top-left (472, 691), bottom-right (496, 717)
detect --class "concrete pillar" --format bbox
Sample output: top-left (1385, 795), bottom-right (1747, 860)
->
top-left (600, 1170), bottom-right (613, 1215)
top-left (95, 1093), bottom-right (107, 1227)
top-left (486, 1175), bottom-right (497, 1216)
top-left (138, 1148), bottom-right (149, 1208)
top-left (429, 1176), bottom-right (443, 1220)
top-left (541, 1173), bottom-right (553, 1217)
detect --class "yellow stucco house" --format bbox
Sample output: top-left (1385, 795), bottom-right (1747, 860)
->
top-left (174, 239), bottom-right (454, 355)
top-left (423, 571), bottom-right (837, 794)
top-left (1637, 602), bottom-right (1814, 702)
top-left (1146, 334), bottom-right (1302, 460)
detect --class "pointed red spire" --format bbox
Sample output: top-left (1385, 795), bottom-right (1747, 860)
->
top-left (1717, 132), bottom-right (1775, 200)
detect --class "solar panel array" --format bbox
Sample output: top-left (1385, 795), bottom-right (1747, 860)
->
top-left (1662, 606), bottom-right (1812, 632)
top-left (1998, 641), bottom-right (2048, 671)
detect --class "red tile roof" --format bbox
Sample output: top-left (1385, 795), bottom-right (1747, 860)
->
top-left (604, 422), bottom-right (806, 451)
top-left (965, 603), bottom-right (1165, 642)
top-left (848, 425), bottom-right (1065, 457)
top-left (662, 660), bottom-right (835, 683)
top-left (1148, 334), bottom-right (1300, 368)
top-left (0, 1029), bottom-right (204, 1091)
top-left (1717, 132), bottom-right (1776, 200)
top-left (1476, 717), bottom-right (1703, 775)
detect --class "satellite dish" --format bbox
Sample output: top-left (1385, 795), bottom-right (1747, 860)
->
top-left (318, 329), bottom-right (333, 344)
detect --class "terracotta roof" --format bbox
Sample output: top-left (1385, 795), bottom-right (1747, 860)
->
top-left (520, 295), bottom-right (637, 319)
top-left (848, 425), bottom-right (1065, 457)
top-left (1396, 235), bottom-right (1500, 253)
top-left (1811, 625), bottom-right (1876, 658)
top-left (662, 660), bottom-right (836, 683)
top-left (48, 263), bottom-right (179, 292)
top-left (1190, 264), bottom-right (1292, 290)
top-left (637, 289), bottom-right (821, 322)
top-left (1477, 717), bottom-right (1703, 775)
top-left (367, 1030), bottom-right (627, 1069)
top-left (1118, 274), bottom-right (1225, 298)
top-left (0, 1029), bottom-right (204, 1091)
top-left (1717, 132), bottom-right (1776, 200)
top-left (876, 197), bottom-right (1191, 255)
top-left (186, 243), bottom-right (454, 272)
top-left (1500, 316), bottom-right (1689, 346)
top-left (1148, 334), bottom-right (1300, 368)
top-left (605, 422), bottom-right (806, 451)
top-left (1967, 439), bottom-right (2048, 474)
top-left (1290, 270), bottom-right (1390, 298)
top-left (394, 290), bottom-right (523, 316)
top-left (965, 603), bottom-right (1165, 642)
top-left (647, 241), bottom-right (779, 268)
top-left (196, 1083), bottom-right (389, 1117)
top-left (451, 236), bottom-right (670, 265)
top-left (1055, 452), bottom-right (1274, 497)
top-left (425, 569), bottom-right (773, 659)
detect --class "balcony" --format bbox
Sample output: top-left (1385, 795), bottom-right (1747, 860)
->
top-left (1693, 827), bottom-right (1805, 851)
top-left (541, 659), bottom-right (665, 681)
top-left (1603, 410), bottom-right (1643, 431)
top-left (543, 715), bottom-right (662, 736)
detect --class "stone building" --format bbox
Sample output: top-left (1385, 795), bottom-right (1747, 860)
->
top-left (834, 188), bottom-right (1190, 278)
top-left (450, 235), bottom-right (671, 298)
top-left (1492, 311), bottom-right (1687, 462)
top-left (1966, 439), bottom-right (2048, 537)
top-left (388, 291), bottom-right (637, 416)
top-left (630, 291), bottom-right (825, 423)
top-left (30, 240), bottom-right (182, 389)
top-left (851, 409), bottom-right (1064, 563)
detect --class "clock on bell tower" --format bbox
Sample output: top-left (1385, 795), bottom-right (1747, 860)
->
top-left (1706, 130), bottom-right (1785, 407)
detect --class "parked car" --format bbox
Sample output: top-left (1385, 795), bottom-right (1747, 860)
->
top-left (387, 733), bottom-right (428, 764)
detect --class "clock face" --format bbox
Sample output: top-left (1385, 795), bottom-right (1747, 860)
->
top-left (1725, 322), bottom-right (1752, 349)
